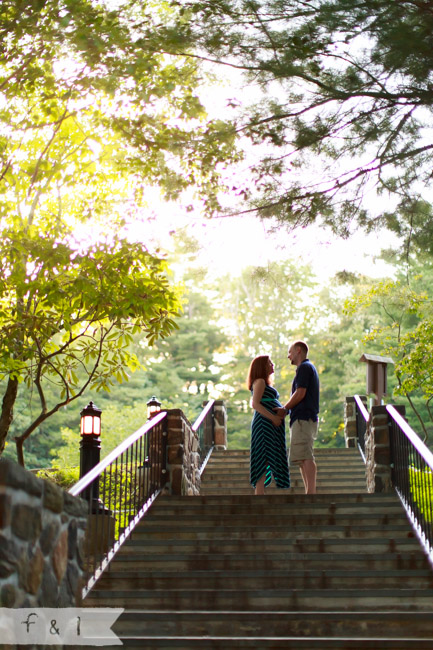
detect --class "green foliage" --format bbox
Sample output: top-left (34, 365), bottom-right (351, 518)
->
top-left (345, 266), bottom-right (433, 443)
top-left (36, 466), bottom-right (79, 491)
top-left (171, 0), bottom-right (433, 231)
top-left (409, 466), bottom-right (433, 525)
top-left (1, 0), bottom-right (243, 465)
top-left (0, 0), bottom-right (237, 222)
top-left (0, 226), bottom-right (182, 464)
top-left (49, 402), bottom-right (151, 469)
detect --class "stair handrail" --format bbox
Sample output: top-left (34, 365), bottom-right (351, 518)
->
top-left (192, 399), bottom-right (215, 476)
top-left (353, 394), bottom-right (369, 462)
top-left (69, 410), bottom-right (168, 596)
top-left (386, 404), bottom-right (433, 562)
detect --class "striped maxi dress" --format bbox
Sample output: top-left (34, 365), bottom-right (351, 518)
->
top-left (250, 384), bottom-right (291, 489)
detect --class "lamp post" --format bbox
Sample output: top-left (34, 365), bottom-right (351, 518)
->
top-left (79, 401), bottom-right (102, 510)
top-left (147, 395), bottom-right (161, 420)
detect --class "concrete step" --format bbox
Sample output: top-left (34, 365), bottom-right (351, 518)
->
top-left (208, 451), bottom-right (363, 460)
top-left (149, 498), bottom-right (405, 517)
top-left (202, 475), bottom-right (367, 485)
top-left (153, 490), bottom-right (403, 508)
top-left (116, 536), bottom-right (421, 555)
top-left (152, 493), bottom-right (401, 506)
top-left (203, 466), bottom-right (366, 474)
top-left (141, 513), bottom-right (408, 528)
top-left (86, 587), bottom-right (433, 610)
top-left (128, 524), bottom-right (415, 541)
top-left (202, 475), bottom-right (366, 483)
top-left (214, 448), bottom-right (362, 455)
top-left (205, 462), bottom-right (365, 471)
top-left (101, 637), bottom-right (433, 649)
top-left (110, 551), bottom-right (430, 572)
top-left (199, 486), bottom-right (367, 494)
top-left (97, 568), bottom-right (433, 591)
top-left (112, 609), bottom-right (433, 638)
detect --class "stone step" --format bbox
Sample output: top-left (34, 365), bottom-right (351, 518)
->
top-left (201, 476), bottom-right (367, 494)
top-left (203, 475), bottom-right (366, 484)
top-left (141, 513), bottom-right (408, 528)
top-left (101, 637), bottom-right (433, 649)
top-left (199, 486), bottom-right (367, 494)
top-left (97, 568), bottom-right (433, 591)
top-left (203, 465), bottom-right (366, 474)
top-left (215, 448), bottom-right (361, 455)
top-left (152, 493), bottom-right (401, 506)
top-left (202, 475), bottom-right (366, 485)
top-left (116, 536), bottom-right (421, 555)
top-left (112, 610), bottom-right (433, 638)
top-left (207, 453), bottom-right (363, 461)
top-left (110, 551), bottom-right (430, 572)
top-left (207, 458), bottom-right (363, 464)
top-left (154, 491), bottom-right (402, 504)
top-left (86, 587), bottom-right (433, 610)
top-left (129, 524), bottom-right (415, 542)
top-left (149, 500), bottom-right (405, 517)
top-left (205, 462), bottom-right (365, 471)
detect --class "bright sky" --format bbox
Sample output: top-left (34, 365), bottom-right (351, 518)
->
top-left (107, 55), bottom-right (400, 282)
top-left (124, 189), bottom-right (397, 282)
top-left (127, 60), bottom-right (399, 282)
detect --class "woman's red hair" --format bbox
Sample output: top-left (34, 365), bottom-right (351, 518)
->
top-left (246, 355), bottom-right (272, 390)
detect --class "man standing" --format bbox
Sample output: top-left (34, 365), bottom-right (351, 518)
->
top-left (275, 341), bottom-right (319, 494)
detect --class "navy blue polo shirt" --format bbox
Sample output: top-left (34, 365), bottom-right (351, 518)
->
top-left (290, 359), bottom-right (319, 425)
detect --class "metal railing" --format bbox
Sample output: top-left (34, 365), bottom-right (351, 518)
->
top-left (192, 399), bottom-right (215, 476)
top-left (354, 394), bottom-right (369, 462)
top-left (387, 405), bottom-right (433, 562)
top-left (69, 411), bottom-right (168, 596)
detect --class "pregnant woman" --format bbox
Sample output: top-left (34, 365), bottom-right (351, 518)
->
top-left (247, 354), bottom-right (291, 495)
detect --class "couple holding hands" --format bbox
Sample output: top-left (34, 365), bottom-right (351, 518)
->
top-left (247, 341), bottom-right (320, 496)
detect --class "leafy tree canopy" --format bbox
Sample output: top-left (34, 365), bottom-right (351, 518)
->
top-left (0, 230), bottom-right (181, 464)
top-left (345, 261), bottom-right (433, 443)
top-left (1, 0), bottom-right (239, 464)
top-left (1, 0), bottom-right (240, 225)
top-left (167, 0), bottom-right (433, 234)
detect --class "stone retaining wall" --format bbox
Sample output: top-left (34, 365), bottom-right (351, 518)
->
top-left (0, 458), bottom-right (87, 608)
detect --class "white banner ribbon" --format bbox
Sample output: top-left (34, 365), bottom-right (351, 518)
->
top-left (0, 608), bottom-right (124, 645)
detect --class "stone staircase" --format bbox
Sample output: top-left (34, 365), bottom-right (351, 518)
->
top-left (86, 448), bottom-right (433, 648)
top-left (201, 447), bottom-right (368, 494)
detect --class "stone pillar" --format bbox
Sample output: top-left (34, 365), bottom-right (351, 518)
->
top-left (344, 396), bottom-right (367, 448)
top-left (365, 405), bottom-right (405, 493)
top-left (165, 409), bottom-right (200, 496)
top-left (213, 400), bottom-right (227, 450)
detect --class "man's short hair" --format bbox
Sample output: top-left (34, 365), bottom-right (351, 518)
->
top-left (293, 340), bottom-right (309, 355)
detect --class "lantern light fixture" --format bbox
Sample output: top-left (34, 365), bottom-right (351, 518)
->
top-left (80, 401), bottom-right (102, 436)
top-left (147, 395), bottom-right (161, 420)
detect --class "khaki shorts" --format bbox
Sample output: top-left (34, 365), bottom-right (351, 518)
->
top-left (290, 419), bottom-right (318, 464)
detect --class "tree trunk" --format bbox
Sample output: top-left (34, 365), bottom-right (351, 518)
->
top-left (0, 377), bottom-right (19, 456)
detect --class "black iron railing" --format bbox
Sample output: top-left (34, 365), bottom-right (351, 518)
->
top-left (354, 394), bottom-right (369, 462)
top-left (69, 411), bottom-right (167, 596)
top-left (387, 405), bottom-right (433, 562)
top-left (192, 399), bottom-right (215, 476)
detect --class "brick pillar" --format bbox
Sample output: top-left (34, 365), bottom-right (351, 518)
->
top-left (165, 409), bottom-right (200, 496)
top-left (213, 400), bottom-right (227, 450)
top-left (344, 396), bottom-right (367, 448)
top-left (365, 404), bottom-right (406, 493)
